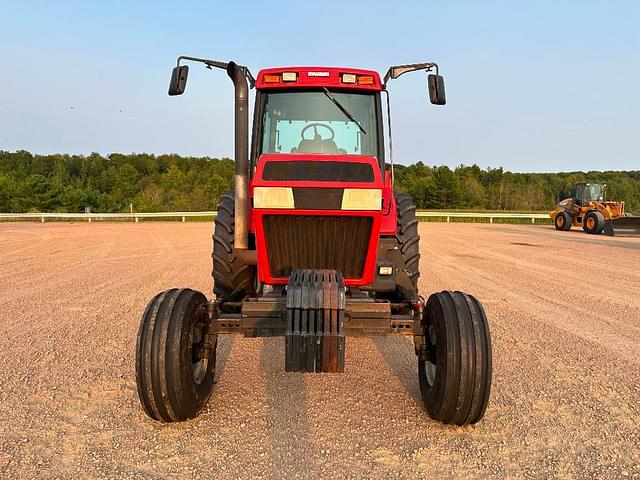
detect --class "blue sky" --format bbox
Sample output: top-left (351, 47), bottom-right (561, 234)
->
top-left (0, 0), bottom-right (638, 172)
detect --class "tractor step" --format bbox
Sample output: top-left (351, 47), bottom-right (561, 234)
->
top-left (285, 269), bottom-right (345, 373)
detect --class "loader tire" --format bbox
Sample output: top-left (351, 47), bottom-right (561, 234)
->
top-left (212, 192), bottom-right (256, 301)
top-left (136, 288), bottom-right (216, 422)
top-left (419, 291), bottom-right (492, 425)
top-left (583, 211), bottom-right (605, 234)
top-left (554, 211), bottom-right (572, 231)
top-left (395, 192), bottom-right (420, 299)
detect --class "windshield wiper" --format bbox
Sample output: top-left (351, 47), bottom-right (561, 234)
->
top-left (321, 87), bottom-right (367, 135)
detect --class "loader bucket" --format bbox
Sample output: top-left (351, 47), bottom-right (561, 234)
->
top-left (609, 216), bottom-right (640, 236)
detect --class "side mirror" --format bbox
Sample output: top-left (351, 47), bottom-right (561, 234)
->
top-left (428, 74), bottom-right (446, 105)
top-left (168, 65), bottom-right (189, 96)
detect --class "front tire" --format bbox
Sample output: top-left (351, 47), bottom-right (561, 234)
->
top-left (136, 288), bottom-right (216, 422)
top-left (419, 291), bottom-right (492, 425)
top-left (583, 210), bottom-right (605, 234)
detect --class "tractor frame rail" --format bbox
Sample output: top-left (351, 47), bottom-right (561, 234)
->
top-left (199, 295), bottom-right (423, 338)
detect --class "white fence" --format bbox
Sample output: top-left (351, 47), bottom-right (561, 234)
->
top-left (0, 211), bottom-right (217, 222)
top-left (0, 211), bottom-right (550, 223)
top-left (416, 211), bottom-right (549, 224)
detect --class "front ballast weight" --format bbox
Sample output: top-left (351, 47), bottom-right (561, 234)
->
top-left (135, 280), bottom-right (492, 426)
top-left (285, 269), bottom-right (346, 373)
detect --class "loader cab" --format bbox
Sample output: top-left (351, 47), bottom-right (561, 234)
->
top-left (250, 68), bottom-right (386, 175)
top-left (573, 183), bottom-right (604, 206)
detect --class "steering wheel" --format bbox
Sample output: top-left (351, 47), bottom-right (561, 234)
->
top-left (301, 123), bottom-right (335, 141)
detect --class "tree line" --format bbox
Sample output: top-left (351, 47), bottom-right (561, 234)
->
top-left (1, 151), bottom-right (638, 214)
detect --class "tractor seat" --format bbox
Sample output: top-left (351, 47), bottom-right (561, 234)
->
top-left (291, 137), bottom-right (340, 154)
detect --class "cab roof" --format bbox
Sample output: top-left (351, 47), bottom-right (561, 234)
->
top-left (255, 66), bottom-right (383, 91)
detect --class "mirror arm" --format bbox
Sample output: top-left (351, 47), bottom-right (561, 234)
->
top-left (383, 62), bottom-right (439, 88)
top-left (176, 56), bottom-right (255, 89)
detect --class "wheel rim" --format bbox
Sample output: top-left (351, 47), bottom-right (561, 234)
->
top-left (586, 217), bottom-right (595, 230)
top-left (557, 215), bottom-right (564, 227)
top-left (191, 321), bottom-right (209, 385)
top-left (423, 324), bottom-right (437, 386)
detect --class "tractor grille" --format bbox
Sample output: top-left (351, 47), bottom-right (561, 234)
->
top-left (263, 215), bottom-right (373, 279)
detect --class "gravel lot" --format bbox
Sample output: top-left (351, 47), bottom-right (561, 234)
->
top-left (0, 222), bottom-right (639, 479)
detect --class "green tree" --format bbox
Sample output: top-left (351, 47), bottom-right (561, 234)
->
top-left (1, 150), bottom-right (639, 214)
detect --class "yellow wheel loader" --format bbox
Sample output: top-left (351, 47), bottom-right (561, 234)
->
top-left (550, 183), bottom-right (640, 236)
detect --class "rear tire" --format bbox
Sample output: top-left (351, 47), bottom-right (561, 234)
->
top-left (583, 210), bottom-right (605, 234)
top-left (554, 211), bottom-right (572, 231)
top-left (213, 191), bottom-right (256, 301)
top-left (394, 192), bottom-right (420, 300)
top-left (418, 291), bottom-right (492, 425)
top-left (135, 288), bottom-right (216, 422)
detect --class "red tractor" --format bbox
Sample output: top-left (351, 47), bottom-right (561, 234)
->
top-left (135, 57), bottom-right (492, 426)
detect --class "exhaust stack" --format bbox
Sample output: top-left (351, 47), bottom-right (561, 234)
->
top-left (226, 62), bottom-right (249, 251)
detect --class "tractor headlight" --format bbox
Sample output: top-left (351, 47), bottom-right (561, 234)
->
top-left (341, 189), bottom-right (382, 210)
top-left (253, 187), bottom-right (295, 209)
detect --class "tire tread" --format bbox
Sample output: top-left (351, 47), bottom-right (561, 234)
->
top-left (394, 192), bottom-right (420, 292)
top-left (135, 288), bottom-right (214, 422)
top-left (212, 191), bottom-right (256, 301)
top-left (420, 290), bottom-right (492, 425)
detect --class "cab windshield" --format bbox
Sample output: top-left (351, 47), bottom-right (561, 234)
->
top-left (259, 91), bottom-right (379, 156)
top-left (576, 183), bottom-right (604, 204)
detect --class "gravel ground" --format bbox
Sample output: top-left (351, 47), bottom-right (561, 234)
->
top-left (0, 222), bottom-right (639, 479)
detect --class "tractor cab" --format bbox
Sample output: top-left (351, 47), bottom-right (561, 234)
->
top-left (573, 183), bottom-right (604, 206)
top-left (251, 68), bottom-right (385, 171)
